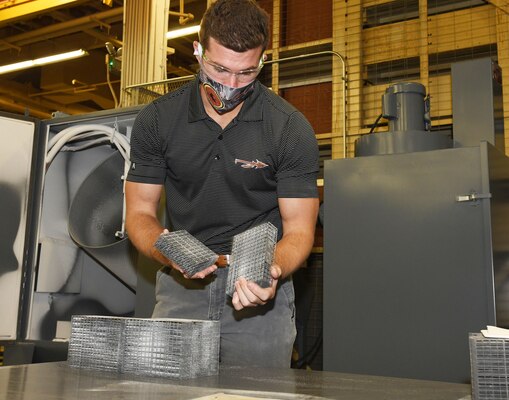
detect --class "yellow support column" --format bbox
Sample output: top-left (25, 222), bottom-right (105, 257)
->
top-left (120, 0), bottom-right (171, 107)
top-left (496, 8), bottom-right (509, 155)
top-left (332, 0), bottom-right (348, 159)
top-left (419, 0), bottom-right (429, 92)
top-left (333, 0), bottom-right (362, 159)
top-left (271, 0), bottom-right (281, 95)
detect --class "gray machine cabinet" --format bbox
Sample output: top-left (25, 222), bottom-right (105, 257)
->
top-left (323, 142), bottom-right (509, 383)
top-left (0, 113), bottom-right (40, 340)
top-left (0, 107), bottom-right (156, 342)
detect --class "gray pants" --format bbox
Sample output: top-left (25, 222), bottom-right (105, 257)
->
top-left (152, 266), bottom-right (296, 368)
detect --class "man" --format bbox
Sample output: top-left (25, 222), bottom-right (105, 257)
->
top-left (125, 0), bottom-right (319, 368)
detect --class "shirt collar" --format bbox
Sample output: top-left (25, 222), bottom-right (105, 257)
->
top-left (188, 76), bottom-right (263, 123)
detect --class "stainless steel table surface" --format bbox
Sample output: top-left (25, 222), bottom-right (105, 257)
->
top-left (0, 361), bottom-right (471, 400)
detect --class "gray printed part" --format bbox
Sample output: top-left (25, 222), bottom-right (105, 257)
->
top-left (226, 222), bottom-right (277, 296)
top-left (469, 332), bottom-right (509, 400)
top-left (154, 230), bottom-right (218, 276)
top-left (67, 315), bottom-right (123, 372)
top-left (68, 315), bottom-right (220, 378)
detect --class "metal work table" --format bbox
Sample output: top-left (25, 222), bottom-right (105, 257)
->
top-left (0, 361), bottom-right (471, 400)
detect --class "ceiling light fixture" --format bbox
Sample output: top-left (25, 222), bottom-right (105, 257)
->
top-left (166, 25), bottom-right (200, 39)
top-left (0, 49), bottom-right (89, 75)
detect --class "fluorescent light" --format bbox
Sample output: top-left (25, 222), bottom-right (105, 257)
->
top-left (166, 25), bottom-right (200, 39)
top-left (0, 49), bottom-right (88, 75)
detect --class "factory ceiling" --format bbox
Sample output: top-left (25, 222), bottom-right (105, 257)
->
top-left (0, 0), bottom-right (205, 119)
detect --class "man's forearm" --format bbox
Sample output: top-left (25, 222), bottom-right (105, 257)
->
top-left (126, 214), bottom-right (168, 265)
top-left (274, 229), bottom-right (316, 279)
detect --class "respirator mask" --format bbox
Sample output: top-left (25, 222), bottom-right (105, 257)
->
top-left (195, 43), bottom-right (264, 114)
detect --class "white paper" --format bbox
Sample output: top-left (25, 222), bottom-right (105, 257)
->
top-left (481, 325), bottom-right (509, 338)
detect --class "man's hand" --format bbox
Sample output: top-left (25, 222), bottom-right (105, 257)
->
top-left (231, 265), bottom-right (282, 310)
top-left (181, 263), bottom-right (218, 279)
top-left (166, 257), bottom-right (218, 279)
top-left (156, 228), bottom-right (218, 279)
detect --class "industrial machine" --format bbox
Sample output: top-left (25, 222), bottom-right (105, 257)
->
top-left (323, 57), bottom-right (509, 383)
top-left (0, 107), bottom-right (149, 355)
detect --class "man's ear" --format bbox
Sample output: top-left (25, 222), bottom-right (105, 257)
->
top-left (193, 41), bottom-right (201, 56)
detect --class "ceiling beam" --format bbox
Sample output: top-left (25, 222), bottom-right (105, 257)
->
top-left (49, 9), bottom-right (123, 48)
top-left (0, 7), bottom-right (123, 52)
top-left (0, 0), bottom-right (85, 26)
top-left (0, 97), bottom-right (52, 119)
top-left (83, 28), bottom-right (123, 48)
top-left (0, 80), bottom-right (97, 115)
top-left (42, 91), bottom-right (116, 110)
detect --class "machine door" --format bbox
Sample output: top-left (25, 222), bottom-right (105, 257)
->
top-left (324, 144), bottom-right (496, 383)
top-left (0, 114), bottom-right (37, 339)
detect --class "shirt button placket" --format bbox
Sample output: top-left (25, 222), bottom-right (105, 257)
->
top-left (213, 134), bottom-right (222, 164)
top-left (212, 127), bottom-right (224, 166)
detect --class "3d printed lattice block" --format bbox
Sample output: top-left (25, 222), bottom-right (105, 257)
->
top-left (67, 315), bottom-right (123, 372)
top-left (154, 230), bottom-right (218, 276)
top-left (469, 332), bottom-right (509, 400)
top-left (226, 222), bottom-right (278, 296)
top-left (68, 315), bottom-right (220, 378)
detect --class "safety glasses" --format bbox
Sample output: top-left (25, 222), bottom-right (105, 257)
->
top-left (200, 51), bottom-right (264, 84)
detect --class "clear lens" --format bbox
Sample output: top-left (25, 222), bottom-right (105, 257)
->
top-left (201, 54), bottom-right (263, 84)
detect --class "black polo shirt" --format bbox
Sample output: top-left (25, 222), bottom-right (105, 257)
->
top-left (127, 77), bottom-right (319, 254)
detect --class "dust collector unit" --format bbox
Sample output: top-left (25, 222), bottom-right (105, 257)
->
top-left (355, 82), bottom-right (452, 156)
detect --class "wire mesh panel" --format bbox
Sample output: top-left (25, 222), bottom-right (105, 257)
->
top-left (122, 318), bottom-right (183, 377)
top-left (154, 230), bottom-right (218, 276)
top-left (68, 315), bottom-right (220, 378)
top-left (469, 333), bottom-right (509, 400)
top-left (124, 75), bottom-right (194, 106)
top-left (68, 315), bottom-right (124, 372)
top-left (182, 319), bottom-right (221, 378)
top-left (226, 222), bottom-right (277, 296)
top-left (122, 318), bottom-right (220, 378)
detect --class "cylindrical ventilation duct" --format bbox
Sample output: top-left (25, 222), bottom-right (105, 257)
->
top-left (355, 82), bottom-right (452, 156)
top-left (68, 152), bottom-right (137, 291)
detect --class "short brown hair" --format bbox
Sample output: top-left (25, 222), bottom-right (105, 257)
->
top-left (199, 0), bottom-right (270, 53)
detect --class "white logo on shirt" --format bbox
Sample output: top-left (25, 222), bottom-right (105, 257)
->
top-left (234, 158), bottom-right (269, 169)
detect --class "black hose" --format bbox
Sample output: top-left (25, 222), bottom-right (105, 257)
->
top-left (369, 113), bottom-right (383, 133)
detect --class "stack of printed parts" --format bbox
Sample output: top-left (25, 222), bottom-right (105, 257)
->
top-left (226, 222), bottom-right (277, 296)
top-left (68, 315), bottom-right (220, 378)
top-left (155, 222), bottom-right (277, 296)
top-left (68, 224), bottom-right (276, 378)
top-left (469, 326), bottom-right (509, 400)
top-left (155, 230), bottom-right (218, 276)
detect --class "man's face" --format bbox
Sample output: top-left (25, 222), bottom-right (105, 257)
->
top-left (195, 38), bottom-right (264, 88)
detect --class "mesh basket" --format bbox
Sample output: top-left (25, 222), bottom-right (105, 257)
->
top-left (124, 76), bottom-right (194, 106)
top-left (68, 315), bottom-right (220, 378)
top-left (226, 222), bottom-right (278, 296)
top-left (154, 230), bottom-right (218, 276)
top-left (67, 315), bottom-right (124, 372)
top-left (469, 332), bottom-right (509, 400)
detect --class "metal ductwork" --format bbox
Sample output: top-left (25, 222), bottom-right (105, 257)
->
top-left (67, 151), bottom-right (137, 292)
